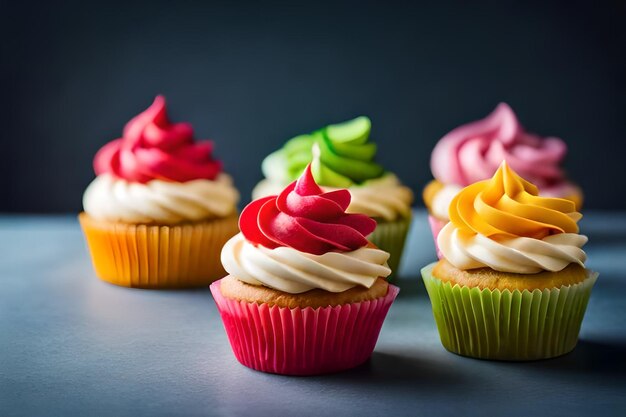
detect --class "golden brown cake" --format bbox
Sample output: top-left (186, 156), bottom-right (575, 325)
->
top-left (432, 259), bottom-right (588, 292)
top-left (219, 275), bottom-right (389, 309)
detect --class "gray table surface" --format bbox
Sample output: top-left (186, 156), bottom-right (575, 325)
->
top-left (1, 209), bottom-right (625, 417)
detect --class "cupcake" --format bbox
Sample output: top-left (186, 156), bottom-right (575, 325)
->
top-left (211, 164), bottom-right (399, 375)
top-left (424, 103), bottom-right (583, 257)
top-left (253, 116), bottom-right (414, 276)
top-left (421, 161), bottom-right (597, 360)
top-left (80, 96), bottom-right (240, 288)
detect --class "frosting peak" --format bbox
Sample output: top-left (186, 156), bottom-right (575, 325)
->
top-left (439, 161), bottom-right (587, 273)
top-left (94, 96), bottom-right (222, 183)
top-left (261, 116), bottom-right (384, 188)
top-left (450, 161), bottom-right (580, 240)
top-left (240, 165), bottom-right (376, 255)
top-left (224, 164), bottom-right (391, 293)
top-left (431, 103), bottom-right (568, 188)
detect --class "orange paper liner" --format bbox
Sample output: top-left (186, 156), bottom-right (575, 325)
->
top-left (79, 213), bottom-right (239, 288)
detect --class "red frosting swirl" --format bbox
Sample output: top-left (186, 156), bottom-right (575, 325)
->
top-left (94, 95), bottom-right (222, 183)
top-left (240, 165), bottom-right (376, 255)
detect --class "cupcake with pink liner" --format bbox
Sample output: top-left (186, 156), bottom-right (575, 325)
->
top-left (211, 164), bottom-right (398, 375)
top-left (80, 96), bottom-right (240, 288)
top-left (423, 103), bottom-right (583, 257)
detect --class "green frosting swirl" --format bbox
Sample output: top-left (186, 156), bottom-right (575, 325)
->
top-left (261, 116), bottom-right (385, 187)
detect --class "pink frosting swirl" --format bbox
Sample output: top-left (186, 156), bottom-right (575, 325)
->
top-left (94, 96), bottom-right (222, 183)
top-left (431, 103), bottom-right (568, 188)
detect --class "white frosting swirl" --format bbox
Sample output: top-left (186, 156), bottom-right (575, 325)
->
top-left (83, 173), bottom-right (240, 224)
top-left (251, 178), bottom-right (283, 200)
top-left (221, 233), bottom-right (391, 293)
top-left (438, 222), bottom-right (588, 274)
top-left (430, 184), bottom-right (462, 220)
top-left (252, 173), bottom-right (413, 221)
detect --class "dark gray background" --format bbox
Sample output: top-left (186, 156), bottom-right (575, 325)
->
top-left (2, 0), bottom-right (625, 212)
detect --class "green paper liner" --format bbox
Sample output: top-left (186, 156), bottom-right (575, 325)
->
top-left (421, 263), bottom-right (598, 360)
top-left (368, 215), bottom-right (412, 278)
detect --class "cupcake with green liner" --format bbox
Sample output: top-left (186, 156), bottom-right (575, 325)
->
top-left (253, 116), bottom-right (414, 276)
top-left (423, 103), bottom-right (583, 259)
top-left (421, 161), bottom-right (598, 360)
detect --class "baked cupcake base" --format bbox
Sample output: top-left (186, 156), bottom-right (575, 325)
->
top-left (421, 262), bottom-right (598, 361)
top-left (79, 213), bottom-right (239, 288)
top-left (219, 275), bottom-right (389, 308)
top-left (211, 277), bottom-right (399, 375)
top-left (367, 215), bottom-right (412, 278)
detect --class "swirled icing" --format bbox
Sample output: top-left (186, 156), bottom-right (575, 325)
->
top-left (261, 116), bottom-right (384, 187)
top-left (431, 103), bottom-right (574, 191)
top-left (257, 116), bottom-right (413, 220)
top-left (343, 174), bottom-right (413, 221)
top-left (94, 96), bottom-right (222, 183)
top-left (240, 165), bottom-right (375, 255)
top-left (429, 183), bottom-right (463, 221)
top-left (224, 164), bottom-right (392, 293)
top-left (438, 161), bottom-right (587, 273)
top-left (84, 96), bottom-right (238, 223)
top-left (83, 173), bottom-right (239, 224)
top-left (427, 182), bottom-right (582, 222)
top-left (221, 233), bottom-right (391, 293)
top-left (252, 173), bottom-right (413, 221)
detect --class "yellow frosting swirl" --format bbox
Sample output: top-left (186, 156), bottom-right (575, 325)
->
top-left (439, 161), bottom-right (587, 273)
top-left (449, 161), bottom-right (581, 239)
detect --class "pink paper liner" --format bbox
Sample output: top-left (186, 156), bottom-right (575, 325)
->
top-left (210, 280), bottom-right (400, 376)
top-left (428, 215), bottom-right (447, 259)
